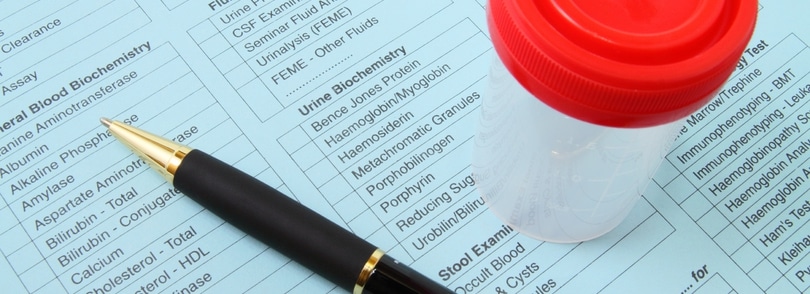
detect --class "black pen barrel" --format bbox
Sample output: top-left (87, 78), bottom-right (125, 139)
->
top-left (364, 255), bottom-right (454, 293)
top-left (173, 149), bottom-right (376, 291)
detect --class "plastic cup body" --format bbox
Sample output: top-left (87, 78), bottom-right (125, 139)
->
top-left (473, 56), bottom-right (680, 243)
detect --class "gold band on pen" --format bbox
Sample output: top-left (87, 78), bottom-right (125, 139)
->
top-left (354, 248), bottom-right (385, 294)
top-left (165, 149), bottom-right (188, 177)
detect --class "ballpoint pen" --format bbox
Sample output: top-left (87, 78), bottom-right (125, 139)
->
top-left (100, 118), bottom-right (452, 294)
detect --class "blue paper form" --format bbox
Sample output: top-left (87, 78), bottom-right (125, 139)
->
top-left (0, 0), bottom-right (808, 293)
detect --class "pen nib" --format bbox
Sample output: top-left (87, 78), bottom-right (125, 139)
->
top-left (100, 117), bottom-right (112, 127)
top-left (102, 117), bottom-right (192, 183)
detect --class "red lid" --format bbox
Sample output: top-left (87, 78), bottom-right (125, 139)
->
top-left (488, 0), bottom-right (757, 127)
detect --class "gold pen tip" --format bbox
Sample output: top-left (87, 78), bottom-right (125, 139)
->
top-left (100, 117), bottom-right (112, 127)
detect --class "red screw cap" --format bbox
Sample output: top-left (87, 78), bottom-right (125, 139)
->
top-left (488, 0), bottom-right (758, 127)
